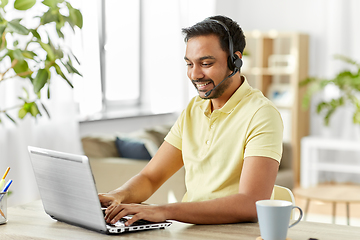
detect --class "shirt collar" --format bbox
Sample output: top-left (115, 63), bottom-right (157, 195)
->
top-left (200, 76), bottom-right (251, 116)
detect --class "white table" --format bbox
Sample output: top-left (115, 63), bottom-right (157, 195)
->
top-left (300, 136), bottom-right (360, 188)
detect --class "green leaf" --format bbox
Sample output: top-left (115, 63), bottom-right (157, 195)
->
top-left (316, 102), bottom-right (327, 114)
top-left (22, 87), bottom-right (29, 100)
top-left (41, 8), bottom-right (59, 25)
top-left (13, 48), bottom-right (24, 61)
top-left (30, 29), bottom-right (41, 39)
top-left (18, 107), bottom-right (28, 119)
top-left (66, 2), bottom-right (83, 29)
top-left (72, 9), bottom-right (83, 28)
top-left (324, 108), bottom-right (335, 126)
top-left (30, 102), bottom-right (41, 117)
top-left (41, 0), bottom-right (62, 8)
top-left (14, 0), bottom-right (36, 10)
top-left (334, 54), bottom-right (360, 69)
top-left (22, 50), bottom-right (37, 59)
top-left (5, 113), bottom-right (16, 125)
top-left (56, 22), bottom-right (64, 39)
top-left (54, 63), bottom-right (73, 88)
top-left (38, 40), bottom-right (55, 61)
top-left (353, 110), bottom-right (360, 124)
top-left (65, 61), bottom-right (82, 77)
top-left (0, 0), bottom-right (9, 8)
top-left (33, 68), bottom-right (49, 93)
top-left (0, 23), bottom-right (6, 36)
top-left (13, 59), bottom-right (29, 76)
top-left (7, 20), bottom-right (29, 35)
top-left (41, 102), bottom-right (50, 118)
top-left (69, 49), bottom-right (80, 65)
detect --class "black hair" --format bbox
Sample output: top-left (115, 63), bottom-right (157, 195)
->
top-left (181, 15), bottom-right (246, 55)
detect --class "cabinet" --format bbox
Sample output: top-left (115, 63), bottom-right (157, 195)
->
top-left (300, 136), bottom-right (360, 188)
top-left (242, 31), bottom-right (309, 186)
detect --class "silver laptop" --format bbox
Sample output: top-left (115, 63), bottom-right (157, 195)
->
top-left (27, 146), bottom-right (171, 234)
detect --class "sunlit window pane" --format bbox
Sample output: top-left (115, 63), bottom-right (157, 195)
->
top-left (104, 0), bottom-right (140, 102)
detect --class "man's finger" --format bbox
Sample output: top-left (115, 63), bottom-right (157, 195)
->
top-left (124, 214), bottom-right (141, 226)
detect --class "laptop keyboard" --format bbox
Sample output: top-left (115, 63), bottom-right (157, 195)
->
top-left (103, 209), bottom-right (153, 227)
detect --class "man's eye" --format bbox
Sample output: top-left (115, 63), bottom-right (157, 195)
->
top-left (186, 63), bottom-right (193, 67)
top-left (202, 63), bottom-right (213, 67)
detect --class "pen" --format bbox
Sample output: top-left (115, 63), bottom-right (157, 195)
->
top-left (1, 179), bottom-right (13, 193)
top-left (0, 209), bottom-right (5, 219)
top-left (0, 178), bottom-right (11, 219)
top-left (0, 167), bottom-right (10, 190)
top-left (0, 179), bottom-right (13, 202)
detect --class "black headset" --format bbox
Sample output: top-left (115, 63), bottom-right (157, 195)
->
top-left (204, 19), bottom-right (243, 71)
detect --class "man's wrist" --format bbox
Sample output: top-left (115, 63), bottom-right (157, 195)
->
top-left (108, 188), bottom-right (128, 203)
top-left (160, 202), bottom-right (179, 221)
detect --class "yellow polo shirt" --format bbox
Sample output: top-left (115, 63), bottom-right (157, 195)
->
top-left (165, 78), bottom-right (283, 202)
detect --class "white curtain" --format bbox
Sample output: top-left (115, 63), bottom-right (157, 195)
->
top-left (0, 1), bottom-right (83, 207)
top-left (0, 76), bottom-right (82, 207)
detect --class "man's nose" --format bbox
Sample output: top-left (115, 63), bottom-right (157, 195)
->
top-left (190, 65), bottom-right (204, 80)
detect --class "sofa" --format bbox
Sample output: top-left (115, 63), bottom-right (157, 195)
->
top-left (82, 125), bottom-right (294, 205)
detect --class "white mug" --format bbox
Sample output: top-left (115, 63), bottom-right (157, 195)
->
top-left (256, 200), bottom-right (303, 240)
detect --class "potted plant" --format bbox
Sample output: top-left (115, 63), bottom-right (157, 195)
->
top-left (300, 55), bottom-right (360, 126)
top-left (0, 0), bottom-right (82, 124)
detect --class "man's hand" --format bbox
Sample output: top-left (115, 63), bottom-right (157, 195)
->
top-left (104, 203), bottom-right (167, 226)
top-left (98, 192), bottom-right (122, 208)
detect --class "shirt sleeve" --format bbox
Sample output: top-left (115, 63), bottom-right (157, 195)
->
top-left (244, 104), bottom-right (284, 162)
top-left (164, 109), bottom-right (185, 151)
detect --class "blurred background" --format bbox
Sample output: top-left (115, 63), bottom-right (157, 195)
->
top-left (1, 0), bottom-right (360, 221)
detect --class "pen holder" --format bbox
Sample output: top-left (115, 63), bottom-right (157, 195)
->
top-left (0, 192), bottom-right (7, 224)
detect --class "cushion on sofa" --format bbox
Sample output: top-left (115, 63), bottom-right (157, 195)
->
top-left (81, 125), bottom-right (173, 159)
top-left (81, 135), bottom-right (119, 158)
top-left (115, 124), bottom-right (172, 157)
top-left (115, 137), bottom-right (152, 160)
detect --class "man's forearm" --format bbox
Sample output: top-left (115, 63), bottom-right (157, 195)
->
top-left (163, 193), bottom-right (259, 224)
top-left (108, 173), bottom-right (157, 204)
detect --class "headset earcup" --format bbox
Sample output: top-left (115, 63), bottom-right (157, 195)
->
top-left (227, 55), bottom-right (243, 70)
top-left (234, 57), bottom-right (243, 69)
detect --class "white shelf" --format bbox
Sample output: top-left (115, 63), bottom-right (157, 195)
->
top-left (316, 163), bottom-right (360, 173)
top-left (301, 136), bottom-right (360, 188)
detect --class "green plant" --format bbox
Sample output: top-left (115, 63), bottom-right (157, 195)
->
top-left (300, 55), bottom-right (360, 126)
top-left (242, 49), bottom-right (250, 56)
top-left (0, 0), bottom-right (82, 124)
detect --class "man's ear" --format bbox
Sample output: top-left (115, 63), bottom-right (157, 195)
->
top-left (235, 51), bottom-right (242, 59)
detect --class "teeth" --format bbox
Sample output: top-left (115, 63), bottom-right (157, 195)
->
top-left (197, 82), bottom-right (210, 87)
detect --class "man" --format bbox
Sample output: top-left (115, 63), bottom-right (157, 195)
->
top-left (99, 15), bottom-right (283, 226)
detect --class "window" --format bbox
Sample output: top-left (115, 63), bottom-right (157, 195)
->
top-left (76, 0), bottom-right (191, 119)
top-left (100, 0), bottom-right (141, 109)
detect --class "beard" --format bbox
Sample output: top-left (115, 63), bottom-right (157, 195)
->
top-left (192, 76), bottom-right (233, 99)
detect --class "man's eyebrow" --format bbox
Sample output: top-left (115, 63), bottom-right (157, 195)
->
top-left (184, 56), bottom-right (216, 61)
top-left (200, 56), bottom-right (215, 61)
